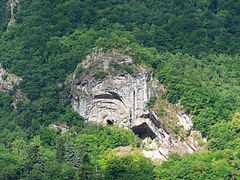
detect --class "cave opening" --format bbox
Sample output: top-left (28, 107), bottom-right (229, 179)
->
top-left (131, 122), bottom-right (157, 139)
top-left (106, 119), bottom-right (114, 125)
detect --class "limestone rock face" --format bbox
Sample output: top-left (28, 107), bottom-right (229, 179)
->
top-left (69, 48), bottom-right (205, 160)
top-left (0, 64), bottom-right (21, 92)
top-left (7, 0), bottom-right (20, 28)
top-left (70, 49), bottom-right (155, 128)
top-left (73, 71), bottom-right (155, 127)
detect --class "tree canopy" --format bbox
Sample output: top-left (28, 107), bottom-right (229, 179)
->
top-left (0, 0), bottom-right (239, 179)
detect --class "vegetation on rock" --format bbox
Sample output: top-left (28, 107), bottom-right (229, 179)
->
top-left (0, 0), bottom-right (240, 179)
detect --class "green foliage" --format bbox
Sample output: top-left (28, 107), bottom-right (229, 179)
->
top-left (157, 108), bottom-right (167, 117)
top-left (155, 53), bottom-right (240, 136)
top-left (154, 150), bottom-right (240, 179)
top-left (39, 128), bottom-right (58, 146)
top-left (0, 145), bottom-right (24, 179)
top-left (95, 71), bottom-right (108, 80)
top-left (208, 121), bottom-right (233, 150)
top-left (100, 150), bottom-right (155, 180)
top-left (111, 62), bottom-right (134, 74)
top-left (2, 73), bottom-right (7, 80)
top-left (0, 1), bottom-right (8, 32)
top-left (73, 124), bottom-right (139, 159)
top-left (74, 65), bottom-right (86, 79)
top-left (209, 113), bottom-right (240, 150)
top-left (147, 96), bottom-right (157, 108)
top-left (0, 123), bottom-right (142, 179)
top-left (55, 136), bottom-right (66, 163)
top-left (230, 112), bottom-right (240, 135)
top-left (0, 0), bottom-right (240, 179)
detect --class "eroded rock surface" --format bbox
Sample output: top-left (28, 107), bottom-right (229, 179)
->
top-left (69, 48), bottom-right (205, 160)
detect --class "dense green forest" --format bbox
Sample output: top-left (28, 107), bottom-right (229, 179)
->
top-left (0, 1), bottom-right (7, 32)
top-left (0, 0), bottom-right (239, 179)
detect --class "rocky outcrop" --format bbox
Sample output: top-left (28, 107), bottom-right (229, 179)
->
top-left (69, 48), bottom-right (154, 127)
top-left (0, 64), bottom-right (21, 92)
top-left (0, 64), bottom-right (27, 109)
top-left (7, 0), bottom-right (20, 28)
top-left (49, 123), bottom-right (69, 134)
top-left (69, 48), bottom-right (205, 160)
top-left (177, 112), bottom-right (193, 131)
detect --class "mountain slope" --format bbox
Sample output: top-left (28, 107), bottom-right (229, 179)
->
top-left (0, 0), bottom-right (239, 179)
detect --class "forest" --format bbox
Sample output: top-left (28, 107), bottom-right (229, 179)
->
top-left (0, 0), bottom-right (239, 179)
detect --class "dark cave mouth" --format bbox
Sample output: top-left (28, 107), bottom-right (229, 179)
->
top-left (106, 119), bottom-right (114, 125)
top-left (131, 122), bottom-right (157, 139)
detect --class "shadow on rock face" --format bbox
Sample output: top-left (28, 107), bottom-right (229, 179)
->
top-left (132, 122), bottom-right (157, 139)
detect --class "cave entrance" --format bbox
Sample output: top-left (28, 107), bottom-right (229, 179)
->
top-left (106, 119), bottom-right (114, 125)
top-left (131, 122), bottom-right (157, 139)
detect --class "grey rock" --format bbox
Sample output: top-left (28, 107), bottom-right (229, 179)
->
top-left (7, 0), bottom-right (20, 28)
top-left (0, 64), bottom-right (21, 92)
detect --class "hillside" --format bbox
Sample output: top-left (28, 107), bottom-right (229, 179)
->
top-left (0, 0), bottom-right (240, 179)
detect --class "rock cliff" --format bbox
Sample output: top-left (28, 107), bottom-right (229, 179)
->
top-left (69, 48), bottom-right (205, 160)
top-left (7, 0), bottom-right (19, 28)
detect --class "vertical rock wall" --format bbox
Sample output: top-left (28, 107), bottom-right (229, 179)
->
top-left (72, 66), bottom-right (154, 127)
